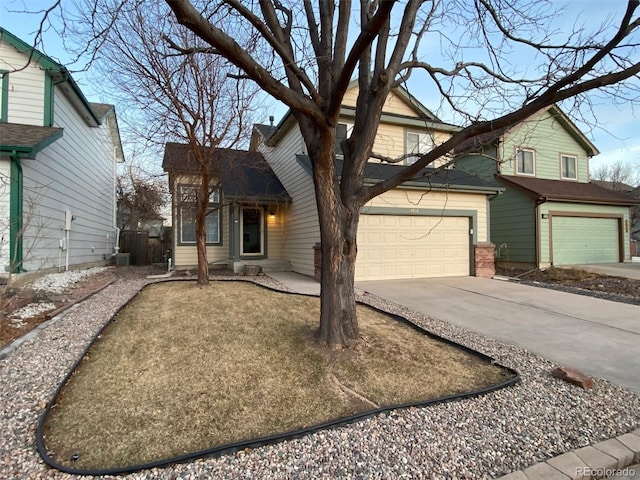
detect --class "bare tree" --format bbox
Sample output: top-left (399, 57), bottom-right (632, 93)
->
top-left (162, 0), bottom-right (640, 348)
top-left (40, 1), bottom-right (640, 347)
top-left (117, 166), bottom-right (167, 231)
top-left (65, 1), bottom-right (261, 285)
top-left (592, 160), bottom-right (640, 190)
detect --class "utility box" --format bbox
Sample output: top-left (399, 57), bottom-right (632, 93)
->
top-left (115, 253), bottom-right (131, 266)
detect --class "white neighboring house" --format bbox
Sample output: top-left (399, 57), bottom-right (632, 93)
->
top-left (0, 28), bottom-right (124, 279)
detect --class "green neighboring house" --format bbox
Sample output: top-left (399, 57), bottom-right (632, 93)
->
top-left (456, 105), bottom-right (637, 269)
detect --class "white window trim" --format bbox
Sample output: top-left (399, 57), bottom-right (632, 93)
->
top-left (516, 148), bottom-right (536, 176)
top-left (405, 131), bottom-right (434, 165)
top-left (560, 154), bottom-right (578, 180)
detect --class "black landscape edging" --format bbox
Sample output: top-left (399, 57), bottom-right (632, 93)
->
top-left (36, 278), bottom-right (520, 477)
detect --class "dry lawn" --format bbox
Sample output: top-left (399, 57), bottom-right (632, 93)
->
top-left (42, 281), bottom-right (512, 471)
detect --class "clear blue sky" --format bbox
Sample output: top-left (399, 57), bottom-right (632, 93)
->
top-left (1, 0), bottom-right (638, 177)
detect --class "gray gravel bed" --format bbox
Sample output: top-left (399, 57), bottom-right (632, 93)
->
top-left (1, 276), bottom-right (639, 480)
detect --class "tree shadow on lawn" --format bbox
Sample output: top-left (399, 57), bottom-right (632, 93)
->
top-left (38, 280), bottom-right (518, 475)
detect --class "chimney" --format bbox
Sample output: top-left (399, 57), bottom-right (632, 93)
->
top-left (269, 115), bottom-right (274, 126)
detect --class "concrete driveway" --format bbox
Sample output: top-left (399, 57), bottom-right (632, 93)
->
top-left (356, 276), bottom-right (640, 393)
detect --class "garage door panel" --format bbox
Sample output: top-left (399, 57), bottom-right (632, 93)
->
top-left (551, 216), bottom-right (619, 265)
top-left (356, 214), bottom-right (470, 280)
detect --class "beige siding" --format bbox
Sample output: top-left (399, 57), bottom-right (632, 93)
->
top-left (0, 40), bottom-right (45, 126)
top-left (266, 210), bottom-right (285, 259)
top-left (260, 124), bottom-right (319, 276)
top-left (363, 189), bottom-right (488, 242)
top-left (173, 204), bottom-right (230, 268)
top-left (342, 86), bottom-right (418, 116)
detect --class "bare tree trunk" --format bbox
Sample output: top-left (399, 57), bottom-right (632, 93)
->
top-left (313, 154), bottom-right (360, 348)
top-left (196, 176), bottom-right (210, 285)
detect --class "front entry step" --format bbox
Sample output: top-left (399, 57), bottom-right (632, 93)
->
top-left (232, 259), bottom-right (293, 273)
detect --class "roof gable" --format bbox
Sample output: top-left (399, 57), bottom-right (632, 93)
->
top-left (503, 105), bottom-right (599, 157)
top-left (0, 27), bottom-right (101, 127)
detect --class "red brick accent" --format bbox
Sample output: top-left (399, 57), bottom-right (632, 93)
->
top-left (474, 243), bottom-right (495, 278)
top-left (313, 243), bottom-right (321, 281)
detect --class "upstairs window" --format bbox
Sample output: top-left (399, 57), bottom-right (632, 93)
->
top-left (516, 148), bottom-right (535, 175)
top-left (561, 155), bottom-right (577, 180)
top-left (177, 184), bottom-right (221, 245)
top-left (406, 131), bottom-right (434, 165)
top-left (335, 122), bottom-right (353, 156)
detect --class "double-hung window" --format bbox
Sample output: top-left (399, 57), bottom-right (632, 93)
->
top-left (516, 148), bottom-right (535, 175)
top-left (178, 184), bottom-right (221, 244)
top-left (561, 155), bottom-right (577, 180)
top-left (406, 131), bottom-right (434, 165)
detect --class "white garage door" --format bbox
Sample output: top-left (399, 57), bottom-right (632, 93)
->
top-left (551, 216), bottom-right (620, 265)
top-left (356, 215), bottom-right (470, 280)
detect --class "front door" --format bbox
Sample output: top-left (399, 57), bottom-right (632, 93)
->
top-left (241, 207), bottom-right (264, 256)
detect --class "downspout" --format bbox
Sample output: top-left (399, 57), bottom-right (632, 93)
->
top-left (112, 146), bottom-right (120, 256)
top-left (9, 152), bottom-right (24, 273)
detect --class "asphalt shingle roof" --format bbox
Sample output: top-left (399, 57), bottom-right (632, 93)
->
top-left (162, 143), bottom-right (290, 201)
top-left (0, 123), bottom-right (63, 154)
top-left (296, 155), bottom-right (503, 192)
top-left (499, 175), bottom-right (638, 205)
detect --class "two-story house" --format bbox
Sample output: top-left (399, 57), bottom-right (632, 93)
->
top-left (456, 105), bottom-right (636, 268)
top-left (166, 84), bottom-right (503, 279)
top-left (247, 84), bottom-right (503, 281)
top-left (0, 28), bottom-right (124, 279)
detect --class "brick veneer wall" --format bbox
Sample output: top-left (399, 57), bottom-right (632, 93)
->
top-left (474, 243), bottom-right (496, 278)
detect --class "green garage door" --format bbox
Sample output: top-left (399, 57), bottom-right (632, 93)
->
top-left (551, 216), bottom-right (619, 265)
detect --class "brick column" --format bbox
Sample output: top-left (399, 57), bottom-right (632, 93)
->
top-left (474, 243), bottom-right (495, 278)
top-left (313, 243), bottom-right (321, 281)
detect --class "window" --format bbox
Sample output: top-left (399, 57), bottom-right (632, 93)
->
top-left (516, 148), bottom-right (535, 175)
top-left (335, 122), bottom-right (354, 156)
top-left (406, 131), bottom-right (434, 165)
top-left (178, 185), bottom-right (220, 203)
top-left (561, 155), bottom-right (577, 179)
top-left (177, 184), bottom-right (221, 244)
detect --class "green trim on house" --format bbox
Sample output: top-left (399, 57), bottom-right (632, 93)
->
top-left (9, 153), bottom-right (23, 273)
top-left (0, 70), bottom-right (8, 122)
top-left (0, 27), bottom-right (101, 127)
top-left (44, 75), bottom-right (54, 126)
top-left (0, 128), bottom-right (64, 158)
